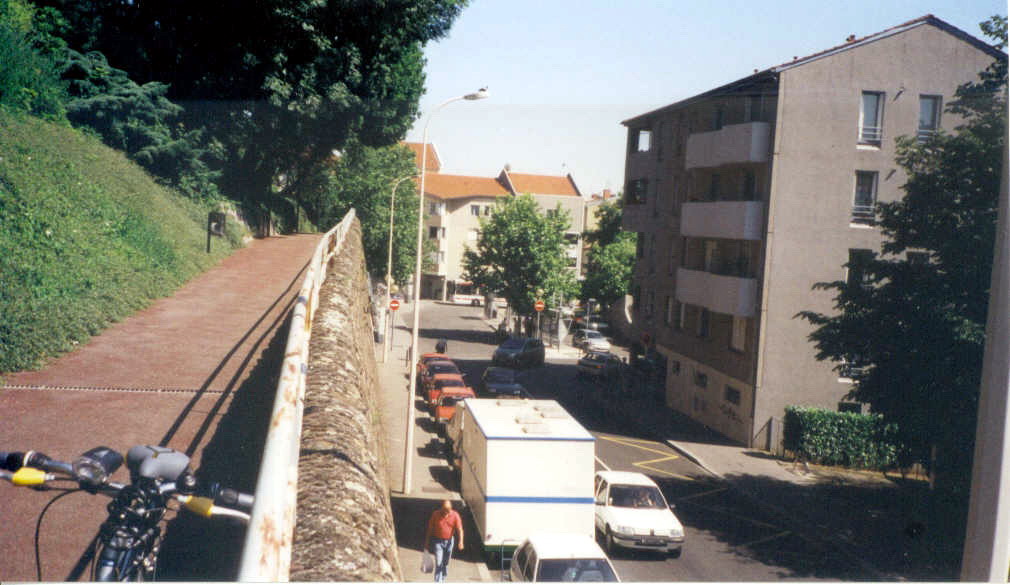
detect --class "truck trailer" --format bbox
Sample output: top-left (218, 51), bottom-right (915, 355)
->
top-left (450, 398), bottom-right (596, 558)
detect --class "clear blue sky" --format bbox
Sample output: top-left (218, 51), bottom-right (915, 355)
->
top-left (405, 0), bottom-right (1005, 196)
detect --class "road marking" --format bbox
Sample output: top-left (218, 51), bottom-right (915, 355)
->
top-left (676, 486), bottom-right (729, 502)
top-left (596, 434), bottom-right (694, 481)
top-left (595, 456), bottom-right (611, 471)
top-left (738, 530), bottom-right (793, 548)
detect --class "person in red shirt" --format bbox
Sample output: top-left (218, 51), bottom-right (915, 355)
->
top-left (424, 499), bottom-right (464, 582)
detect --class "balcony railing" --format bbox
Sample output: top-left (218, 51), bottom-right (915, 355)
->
top-left (850, 204), bottom-right (875, 226)
top-left (681, 200), bottom-right (764, 241)
top-left (859, 126), bottom-right (882, 144)
top-left (676, 267), bottom-right (757, 318)
top-left (916, 128), bottom-right (937, 143)
top-left (685, 122), bottom-right (771, 169)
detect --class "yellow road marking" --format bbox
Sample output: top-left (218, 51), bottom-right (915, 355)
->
top-left (738, 530), bottom-right (793, 548)
top-left (596, 434), bottom-right (694, 481)
top-left (597, 435), bottom-right (682, 459)
top-left (676, 486), bottom-right (729, 502)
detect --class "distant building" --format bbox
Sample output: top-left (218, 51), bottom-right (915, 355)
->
top-left (403, 143), bottom-right (587, 300)
top-left (581, 189), bottom-right (617, 277)
top-left (619, 15), bottom-right (1004, 448)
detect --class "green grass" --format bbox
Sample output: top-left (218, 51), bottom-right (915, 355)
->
top-left (0, 111), bottom-right (248, 373)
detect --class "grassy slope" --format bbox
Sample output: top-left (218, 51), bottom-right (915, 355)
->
top-left (0, 112), bottom-right (245, 373)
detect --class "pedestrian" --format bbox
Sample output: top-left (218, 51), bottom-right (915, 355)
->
top-left (424, 499), bottom-right (464, 582)
top-left (435, 338), bottom-right (448, 354)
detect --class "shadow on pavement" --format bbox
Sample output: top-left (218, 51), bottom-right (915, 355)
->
top-left (155, 312), bottom-right (294, 581)
top-left (390, 496), bottom-right (485, 563)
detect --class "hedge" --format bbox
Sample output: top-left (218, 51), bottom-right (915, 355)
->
top-left (783, 406), bottom-right (900, 470)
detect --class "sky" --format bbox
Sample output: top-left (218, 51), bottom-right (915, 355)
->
top-left (405, 0), bottom-right (1006, 196)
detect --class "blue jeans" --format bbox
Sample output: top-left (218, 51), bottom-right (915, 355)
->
top-left (432, 537), bottom-right (454, 582)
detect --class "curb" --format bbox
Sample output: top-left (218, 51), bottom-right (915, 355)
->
top-left (664, 440), bottom-right (723, 479)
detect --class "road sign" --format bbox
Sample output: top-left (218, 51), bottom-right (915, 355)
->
top-left (534, 299), bottom-right (545, 312)
top-left (389, 299), bottom-right (401, 311)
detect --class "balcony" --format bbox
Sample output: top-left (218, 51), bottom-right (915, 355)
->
top-left (676, 267), bottom-right (757, 318)
top-left (681, 201), bottom-right (764, 241)
top-left (685, 122), bottom-right (771, 169)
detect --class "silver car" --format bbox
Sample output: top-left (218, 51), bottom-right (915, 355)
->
top-left (574, 329), bottom-right (611, 352)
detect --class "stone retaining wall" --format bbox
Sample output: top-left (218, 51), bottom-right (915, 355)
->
top-left (289, 219), bottom-right (401, 580)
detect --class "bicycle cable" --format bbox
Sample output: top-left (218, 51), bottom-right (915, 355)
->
top-left (35, 488), bottom-right (82, 581)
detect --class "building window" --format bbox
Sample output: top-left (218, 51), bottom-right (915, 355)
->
top-left (646, 290), bottom-right (655, 316)
top-left (648, 234), bottom-right (656, 272)
top-left (428, 226), bottom-right (439, 240)
top-left (667, 236), bottom-right (676, 275)
top-left (676, 302), bottom-right (686, 330)
top-left (731, 317), bottom-right (747, 351)
top-left (484, 205), bottom-right (492, 216)
top-left (670, 360), bottom-right (681, 375)
top-left (918, 95), bottom-right (942, 142)
top-left (664, 296), bottom-right (674, 325)
top-left (697, 308), bottom-right (710, 338)
top-left (708, 174), bottom-right (721, 201)
top-left (467, 229), bottom-right (478, 241)
top-left (743, 171), bottom-right (757, 201)
top-left (846, 249), bottom-right (874, 290)
top-left (724, 386), bottom-right (741, 406)
top-left (744, 95), bottom-right (762, 123)
top-left (632, 285), bottom-right (641, 313)
top-left (838, 402), bottom-right (862, 414)
top-left (470, 204), bottom-right (480, 216)
top-left (627, 178), bottom-right (649, 204)
top-left (859, 91), bottom-right (884, 145)
top-left (636, 232), bottom-right (645, 259)
top-left (852, 171), bottom-right (877, 226)
top-left (713, 106), bottom-right (725, 130)
top-left (630, 128), bottom-right (652, 153)
top-left (428, 201), bottom-right (444, 216)
top-left (693, 369), bottom-right (708, 388)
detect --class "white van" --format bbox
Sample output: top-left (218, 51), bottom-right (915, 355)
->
top-left (508, 533), bottom-right (620, 582)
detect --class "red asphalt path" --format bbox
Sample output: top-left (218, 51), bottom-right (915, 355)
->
top-left (0, 234), bottom-right (321, 581)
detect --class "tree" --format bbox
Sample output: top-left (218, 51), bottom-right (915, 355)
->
top-left (798, 17), bottom-right (1006, 496)
top-left (581, 199), bottom-right (634, 309)
top-left (318, 141), bottom-right (419, 285)
top-left (463, 194), bottom-right (578, 315)
top-left (0, 0), bottom-right (66, 120)
top-left (38, 0), bottom-right (468, 225)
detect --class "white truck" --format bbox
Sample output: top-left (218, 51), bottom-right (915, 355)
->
top-left (448, 398), bottom-right (596, 559)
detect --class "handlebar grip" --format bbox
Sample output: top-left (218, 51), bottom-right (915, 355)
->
top-left (217, 488), bottom-right (254, 511)
top-left (1, 451), bottom-right (25, 472)
top-left (12, 467), bottom-right (49, 486)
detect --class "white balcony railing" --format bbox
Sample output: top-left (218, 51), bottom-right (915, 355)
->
top-left (685, 122), bottom-right (771, 169)
top-left (681, 201), bottom-right (764, 241)
top-left (850, 204), bottom-right (875, 226)
top-left (676, 267), bottom-right (757, 318)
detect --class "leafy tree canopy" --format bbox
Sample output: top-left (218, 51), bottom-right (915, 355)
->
top-left (797, 16), bottom-right (1006, 496)
top-left (0, 0), bottom-right (65, 119)
top-left (583, 197), bottom-right (624, 248)
top-left (582, 232), bottom-right (635, 310)
top-left (463, 194), bottom-right (578, 314)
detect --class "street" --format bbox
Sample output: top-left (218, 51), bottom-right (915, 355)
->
top-left (388, 300), bottom-right (870, 582)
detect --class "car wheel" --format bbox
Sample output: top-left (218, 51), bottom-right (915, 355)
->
top-left (605, 527), bottom-right (618, 556)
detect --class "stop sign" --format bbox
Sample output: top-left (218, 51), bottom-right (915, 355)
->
top-left (389, 299), bottom-right (401, 311)
top-left (534, 300), bottom-right (545, 312)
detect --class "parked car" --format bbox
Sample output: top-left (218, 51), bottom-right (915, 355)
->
top-left (419, 359), bottom-right (461, 394)
top-left (416, 352), bottom-right (451, 378)
top-left (509, 533), bottom-right (620, 582)
top-left (426, 375), bottom-right (469, 406)
top-left (576, 351), bottom-right (623, 380)
top-left (478, 367), bottom-right (527, 397)
top-left (593, 471), bottom-right (685, 557)
top-left (492, 337), bottom-right (545, 368)
top-left (433, 387), bottom-right (476, 425)
top-left (573, 329), bottom-right (611, 352)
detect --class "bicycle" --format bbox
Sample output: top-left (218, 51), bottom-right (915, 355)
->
top-left (1, 444), bottom-right (254, 581)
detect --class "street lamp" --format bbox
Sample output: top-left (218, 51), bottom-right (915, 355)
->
top-left (383, 174), bottom-right (418, 364)
top-left (403, 87), bottom-right (489, 495)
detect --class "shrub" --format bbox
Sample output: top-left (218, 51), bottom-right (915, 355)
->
top-left (783, 406), bottom-right (901, 470)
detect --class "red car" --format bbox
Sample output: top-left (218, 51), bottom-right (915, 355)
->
top-left (426, 375), bottom-right (469, 406)
top-left (433, 388), bottom-right (476, 425)
top-left (416, 353), bottom-right (451, 377)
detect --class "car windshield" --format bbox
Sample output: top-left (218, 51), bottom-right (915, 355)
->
top-left (500, 338), bottom-right (525, 350)
top-left (585, 331), bottom-right (603, 339)
top-left (609, 485), bottom-right (667, 509)
top-left (486, 369), bottom-right (516, 383)
top-left (536, 559), bottom-right (618, 582)
top-left (428, 362), bottom-right (459, 374)
top-left (584, 353), bottom-right (608, 363)
top-left (439, 396), bottom-right (464, 406)
top-left (436, 379), bottom-right (464, 388)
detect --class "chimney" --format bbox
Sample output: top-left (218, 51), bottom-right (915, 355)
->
top-left (846, 34), bottom-right (856, 42)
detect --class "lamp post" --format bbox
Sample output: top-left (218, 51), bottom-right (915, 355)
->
top-left (403, 88), bottom-right (489, 495)
top-left (383, 174), bottom-right (418, 364)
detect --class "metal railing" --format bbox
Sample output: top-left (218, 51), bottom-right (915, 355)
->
top-left (850, 204), bottom-right (875, 225)
top-left (238, 209), bottom-right (357, 582)
top-left (858, 126), bottom-right (882, 144)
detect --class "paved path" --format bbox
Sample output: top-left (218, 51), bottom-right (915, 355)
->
top-left (0, 234), bottom-right (320, 582)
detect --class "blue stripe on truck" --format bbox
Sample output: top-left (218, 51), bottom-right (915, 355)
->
top-left (485, 496), bottom-right (595, 504)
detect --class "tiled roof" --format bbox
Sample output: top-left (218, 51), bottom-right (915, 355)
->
top-left (502, 171), bottom-right (581, 197)
top-left (402, 142), bottom-right (442, 172)
top-left (422, 173), bottom-right (510, 200)
top-left (623, 14), bottom-right (1005, 125)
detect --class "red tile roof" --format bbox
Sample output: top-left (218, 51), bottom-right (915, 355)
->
top-left (422, 173), bottom-right (510, 200)
top-left (501, 170), bottom-right (581, 197)
top-left (402, 142), bottom-right (442, 172)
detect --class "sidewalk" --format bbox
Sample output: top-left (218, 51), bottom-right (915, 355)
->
top-left (375, 300), bottom-right (491, 583)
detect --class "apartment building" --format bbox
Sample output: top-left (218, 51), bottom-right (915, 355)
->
top-left (620, 15), bottom-right (1003, 447)
top-left (404, 143), bottom-right (587, 299)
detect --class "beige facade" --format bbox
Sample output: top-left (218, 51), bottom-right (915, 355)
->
top-left (620, 16), bottom-right (1002, 447)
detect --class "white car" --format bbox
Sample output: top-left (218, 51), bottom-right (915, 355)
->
top-left (593, 471), bottom-right (685, 557)
top-left (509, 533), bottom-right (620, 582)
top-left (573, 329), bottom-right (611, 352)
